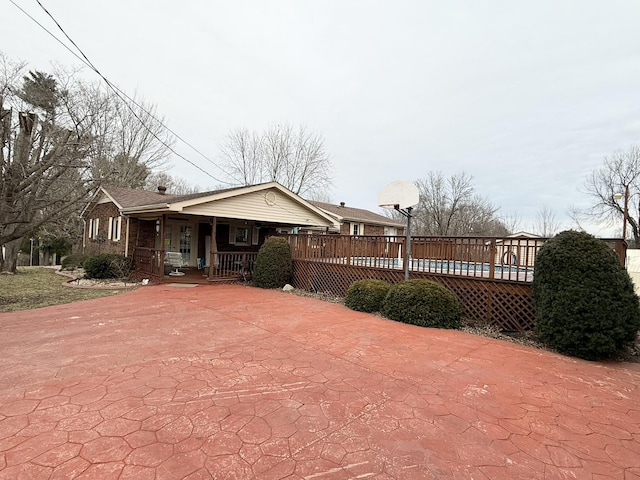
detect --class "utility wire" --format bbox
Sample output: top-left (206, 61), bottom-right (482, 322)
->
top-left (10, 0), bottom-right (232, 185)
top-left (35, 0), bottom-right (232, 180)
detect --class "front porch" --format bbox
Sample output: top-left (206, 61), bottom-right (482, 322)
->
top-left (133, 248), bottom-right (258, 284)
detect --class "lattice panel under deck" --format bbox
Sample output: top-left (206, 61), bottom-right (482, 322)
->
top-left (292, 260), bottom-right (535, 332)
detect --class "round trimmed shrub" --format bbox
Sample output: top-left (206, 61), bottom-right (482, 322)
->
top-left (253, 236), bottom-right (293, 289)
top-left (382, 279), bottom-right (462, 329)
top-left (532, 230), bottom-right (640, 360)
top-left (83, 254), bottom-right (132, 279)
top-left (345, 279), bottom-right (391, 312)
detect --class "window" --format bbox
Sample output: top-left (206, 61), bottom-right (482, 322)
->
top-left (229, 225), bottom-right (252, 245)
top-left (384, 227), bottom-right (397, 242)
top-left (108, 216), bottom-right (122, 241)
top-left (89, 218), bottom-right (100, 240)
top-left (179, 225), bottom-right (192, 262)
top-left (235, 227), bottom-right (249, 244)
top-left (351, 223), bottom-right (364, 236)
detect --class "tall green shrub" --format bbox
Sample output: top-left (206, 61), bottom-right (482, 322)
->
top-left (382, 279), bottom-right (462, 329)
top-left (532, 230), bottom-right (640, 360)
top-left (345, 279), bottom-right (391, 312)
top-left (253, 237), bottom-right (293, 289)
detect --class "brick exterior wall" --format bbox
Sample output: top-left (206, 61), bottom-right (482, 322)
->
top-left (338, 222), bottom-right (389, 236)
top-left (84, 203), bottom-right (126, 256)
top-left (365, 225), bottom-right (384, 235)
top-left (84, 199), bottom-right (162, 257)
top-left (129, 219), bottom-right (157, 251)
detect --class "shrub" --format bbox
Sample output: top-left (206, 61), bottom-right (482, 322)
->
top-left (253, 237), bottom-right (293, 289)
top-left (382, 279), bottom-right (462, 329)
top-left (61, 253), bottom-right (88, 271)
top-left (83, 254), bottom-right (132, 279)
top-left (345, 279), bottom-right (391, 312)
top-left (532, 230), bottom-right (640, 360)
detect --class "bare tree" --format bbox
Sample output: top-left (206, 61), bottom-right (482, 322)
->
top-left (413, 172), bottom-right (507, 236)
top-left (220, 124), bottom-right (332, 196)
top-left (501, 211), bottom-right (522, 234)
top-left (80, 84), bottom-right (174, 188)
top-left (220, 128), bottom-right (263, 186)
top-left (579, 145), bottom-right (640, 245)
top-left (145, 171), bottom-right (200, 195)
top-left (1, 63), bottom-right (93, 272)
top-left (532, 205), bottom-right (560, 237)
top-left (0, 53), bottom-right (175, 272)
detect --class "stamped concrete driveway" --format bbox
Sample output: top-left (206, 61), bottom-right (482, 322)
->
top-left (0, 284), bottom-right (639, 480)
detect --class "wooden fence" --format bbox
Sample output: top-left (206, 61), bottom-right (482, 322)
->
top-left (281, 234), bottom-right (626, 332)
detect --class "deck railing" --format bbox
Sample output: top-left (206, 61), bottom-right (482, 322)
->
top-left (281, 234), bottom-right (626, 283)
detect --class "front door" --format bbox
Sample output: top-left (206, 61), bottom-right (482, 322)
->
top-left (179, 225), bottom-right (192, 264)
top-left (163, 222), bottom-right (195, 266)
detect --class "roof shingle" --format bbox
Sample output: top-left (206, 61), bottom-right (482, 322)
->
top-left (309, 201), bottom-right (404, 227)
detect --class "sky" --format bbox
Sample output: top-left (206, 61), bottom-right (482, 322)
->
top-left (4, 0), bottom-right (640, 236)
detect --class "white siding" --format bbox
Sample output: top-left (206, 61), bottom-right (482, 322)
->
top-left (182, 189), bottom-right (332, 226)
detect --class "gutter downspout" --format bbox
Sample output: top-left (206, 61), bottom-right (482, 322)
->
top-left (82, 219), bottom-right (86, 253)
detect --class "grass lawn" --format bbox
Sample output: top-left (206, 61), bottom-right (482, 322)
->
top-left (0, 267), bottom-right (128, 313)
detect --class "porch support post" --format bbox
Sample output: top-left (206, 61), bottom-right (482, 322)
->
top-left (159, 214), bottom-right (166, 275)
top-left (209, 217), bottom-right (217, 279)
top-left (124, 216), bottom-right (130, 257)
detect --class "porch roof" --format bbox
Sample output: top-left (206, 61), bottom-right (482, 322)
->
top-left (104, 182), bottom-right (338, 228)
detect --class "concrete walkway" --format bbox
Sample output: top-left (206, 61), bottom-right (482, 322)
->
top-left (0, 284), bottom-right (639, 479)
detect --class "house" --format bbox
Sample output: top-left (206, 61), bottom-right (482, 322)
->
top-left (495, 231), bottom-right (545, 267)
top-left (306, 201), bottom-right (405, 236)
top-left (81, 182), bottom-right (338, 280)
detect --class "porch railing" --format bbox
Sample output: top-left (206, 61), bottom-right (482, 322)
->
top-left (213, 252), bottom-right (258, 279)
top-left (133, 247), bottom-right (164, 276)
top-left (134, 248), bottom-right (258, 280)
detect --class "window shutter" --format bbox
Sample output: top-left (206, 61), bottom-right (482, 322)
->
top-left (252, 227), bottom-right (259, 245)
top-left (115, 217), bottom-right (122, 241)
top-left (229, 225), bottom-right (236, 245)
top-left (108, 217), bottom-right (113, 240)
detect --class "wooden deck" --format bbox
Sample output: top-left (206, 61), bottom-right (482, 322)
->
top-left (282, 234), bottom-right (626, 332)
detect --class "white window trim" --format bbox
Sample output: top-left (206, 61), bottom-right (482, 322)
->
top-left (89, 218), bottom-right (100, 240)
top-left (108, 216), bottom-right (122, 241)
top-left (351, 223), bottom-right (364, 236)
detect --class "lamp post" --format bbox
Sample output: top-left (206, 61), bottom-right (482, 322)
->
top-left (615, 185), bottom-right (630, 240)
top-left (29, 238), bottom-right (35, 267)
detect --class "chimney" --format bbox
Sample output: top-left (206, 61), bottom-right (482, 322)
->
top-left (158, 186), bottom-right (167, 195)
top-left (339, 202), bottom-right (345, 207)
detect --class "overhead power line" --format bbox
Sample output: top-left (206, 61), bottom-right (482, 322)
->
top-left (10, 0), bottom-right (232, 185)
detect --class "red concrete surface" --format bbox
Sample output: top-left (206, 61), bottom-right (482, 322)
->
top-left (0, 284), bottom-right (639, 479)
